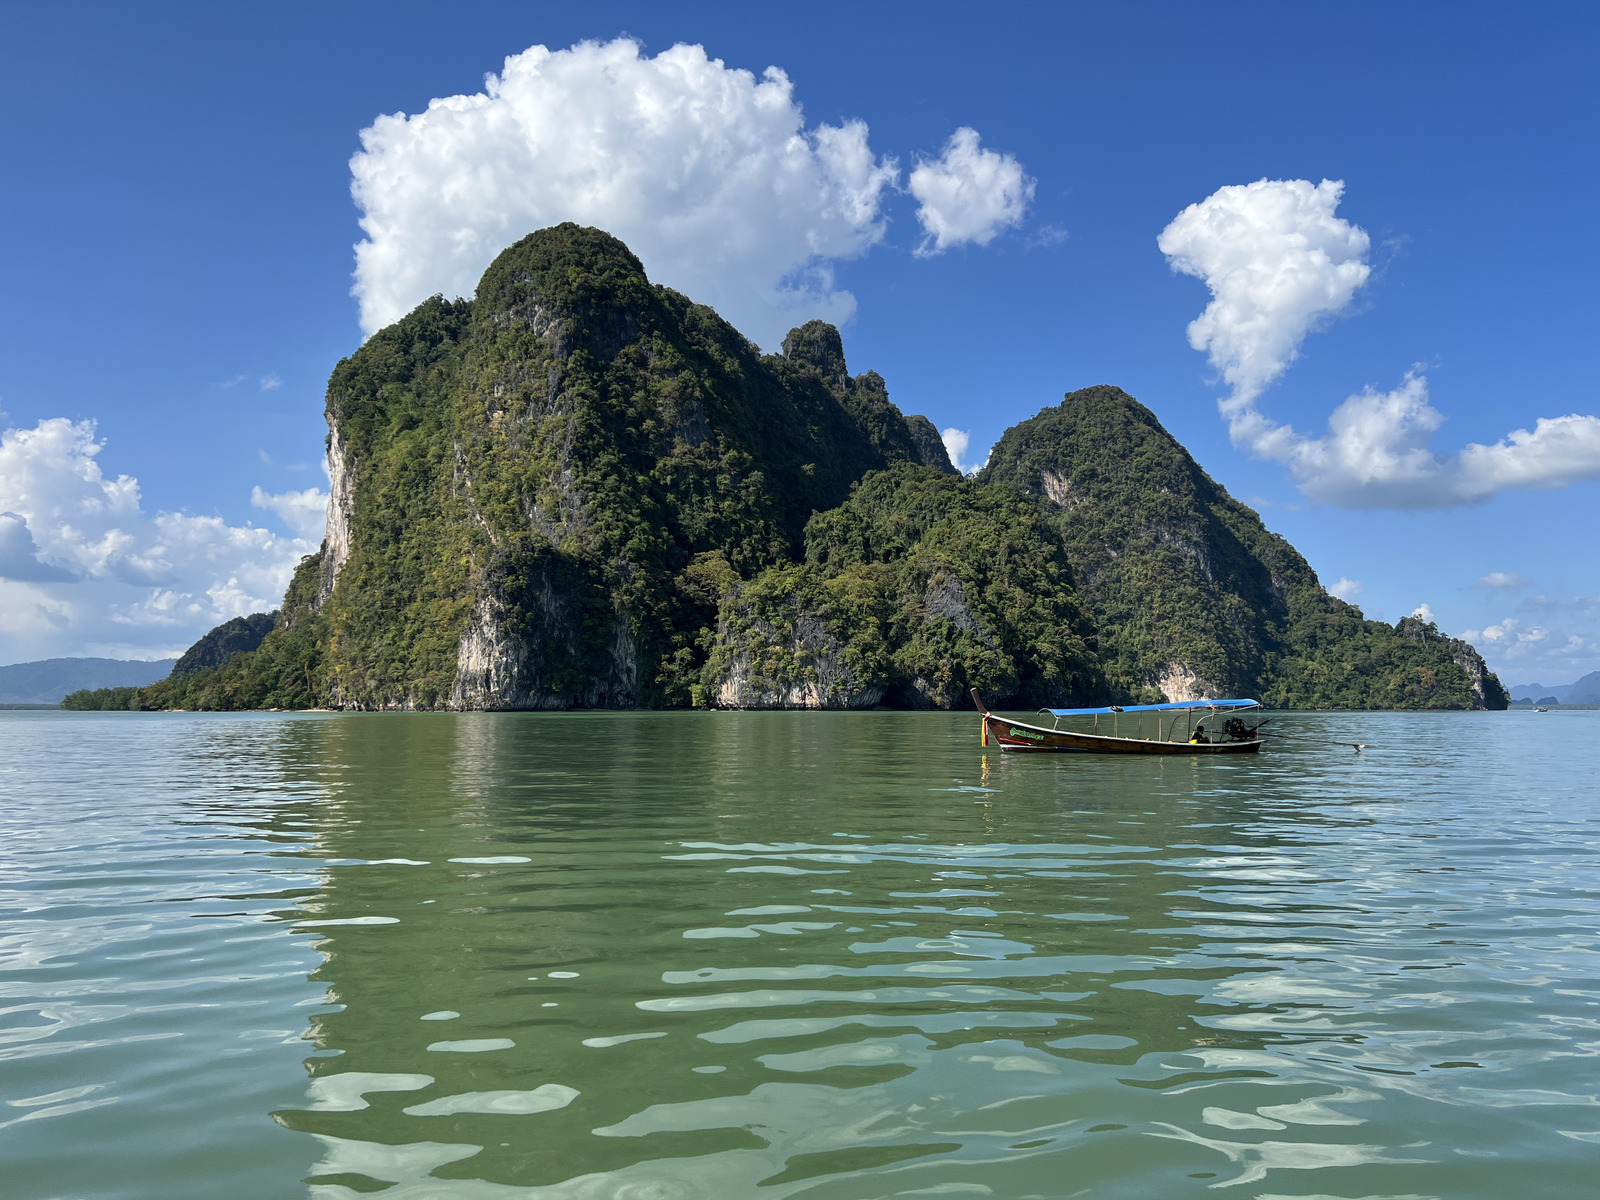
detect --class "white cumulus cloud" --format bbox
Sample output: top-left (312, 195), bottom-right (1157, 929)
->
top-left (0, 511), bottom-right (76, 583)
top-left (350, 38), bottom-right (901, 350)
top-left (0, 416), bottom-right (324, 663)
top-left (1482, 594), bottom-right (1600, 677)
top-left (1476, 571), bottom-right (1525, 590)
top-left (251, 485), bottom-right (330, 541)
top-left (1456, 594), bottom-right (1600, 678)
top-left (1328, 577), bottom-right (1363, 603)
top-left (1160, 178), bottom-right (1600, 508)
top-left (908, 127), bottom-right (1034, 256)
top-left (1158, 178), bottom-right (1369, 427)
top-left (940, 427), bottom-right (990, 475)
top-left (940, 428), bottom-right (971, 471)
top-left (1274, 371), bottom-right (1600, 508)
top-left (1458, 616), bottom-right (1577, 675)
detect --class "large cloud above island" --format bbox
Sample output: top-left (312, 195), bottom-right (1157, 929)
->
top-left (350, 38), bottom-right (1032, 349)
top-left (1159, 178), bottom-right (1600, 508)
top-left (0, 416), bottom-right (324, 662)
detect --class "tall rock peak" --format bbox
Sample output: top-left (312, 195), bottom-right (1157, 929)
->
top-left (260, 226), bottom-right (951, 711)
top-left (781, 320), bottom-right (849, 384)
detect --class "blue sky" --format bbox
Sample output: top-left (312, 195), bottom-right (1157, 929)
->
top-left (0, 1), bottom-right (1595, 684)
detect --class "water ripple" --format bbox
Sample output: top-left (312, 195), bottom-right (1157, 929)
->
top-left (2, 708), bottom-right (1597, 1197)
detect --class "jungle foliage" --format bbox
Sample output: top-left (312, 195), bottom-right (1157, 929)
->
top-left (171, 612), bottom-right (278, 676)
top-left (704, 465), bottom-right (1103, 707)
top-left (980, 386), bottom-right (1505, 710)
top-left (135, 229), bottom-right (1502, 713)
top-left (144, 225), bottom-right (957, 711)
top-left (60, 687), bottom-right (141, 710)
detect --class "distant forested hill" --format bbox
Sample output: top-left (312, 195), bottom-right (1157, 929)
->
top-left (128, 225), bottom-right (1505, 713)
top-left (1509, 671), bottom-right (1600, 705)
top-left (172, 613), bottom-right (277, 676)
top-left (0, 658), bottom-right (176, 704)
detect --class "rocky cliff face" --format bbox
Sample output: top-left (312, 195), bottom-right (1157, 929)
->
top-left (1434, 624), bottom-right (1510, 710)
top-left (161, 228), bottom-right (1503, 714)
top-left (981, 386), bottom-right (1507, 710)
top-left (300, 225), bottom-right (951, 710)
top-left (710, 579), bottom-right (886, 710)
top-left (317, 426), bottom-right (354, 605)
top-left (449, 568), bottom-right (639, 710)
top-left (702, 465), bottom-right (1105, 711)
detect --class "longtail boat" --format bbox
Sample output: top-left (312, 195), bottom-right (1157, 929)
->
top-left (971, 689), bottom-right (1264, 755)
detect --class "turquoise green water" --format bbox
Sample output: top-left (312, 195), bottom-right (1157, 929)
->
top-left (2, 708), bottom-right (1597, 1198)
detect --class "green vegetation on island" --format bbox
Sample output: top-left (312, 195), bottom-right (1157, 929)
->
top-left (980, 386), bottom-right (1505, 710)
top-left (306, 226), bottom-right (953, 710)
top-left (171, 612), bottom-right (278, 676)
top-left (705, 465), bottom-right (1102, 708)
top-left (59, 686), bottom-right (142, 711)
top-left (115, 225), bottom-right (1505, 713)
top-left (133, 558), bottom-right (326, 711)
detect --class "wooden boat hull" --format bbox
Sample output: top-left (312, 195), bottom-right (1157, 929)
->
top-left (980, 710), bottom-right (1262, 755)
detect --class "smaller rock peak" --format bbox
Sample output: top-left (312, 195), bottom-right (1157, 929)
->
top-left (781, 321), bottom-right (848, 382)
top-left (474, 224), bottom-right (654, 360)
top-left (479, 224), bottom-right (649, 306)
top-left (1060, 384), bottom-right (1147, 418)
top-left (1054, 385), bottom-right (1183, 452)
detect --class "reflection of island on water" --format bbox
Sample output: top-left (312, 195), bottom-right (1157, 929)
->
top-left (266, 711), bottom-right (1383, 1192)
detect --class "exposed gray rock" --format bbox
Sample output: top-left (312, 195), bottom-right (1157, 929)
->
top-left (1446, 636), bottom-right (1509, 710)
top-left (922, 571), bottom-right (984, 635)
top-left (451, 555), bottom-right (637, 710)
top-left (709, 586), bottom-right (883, 710)
top-left (1151, 663), bottom-right (1230, 704)
top-left (318, 424), bottom-right (354, 605)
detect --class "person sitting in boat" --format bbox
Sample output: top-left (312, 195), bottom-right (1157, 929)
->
top-left (1222, 717), bottom-right (1253, 741)
top-left (1189, 723), bottom-right (1209, 744)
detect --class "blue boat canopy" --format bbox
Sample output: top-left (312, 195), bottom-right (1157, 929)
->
top-left (1039, 698), bottom-right (1260, 717)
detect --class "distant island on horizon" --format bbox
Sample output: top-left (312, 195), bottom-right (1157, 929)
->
top-left (60, 224), bottom-right (1507, 715)
top-left (1, 657), bottom-right (176, 706)
top-left (1506, 670), bottom-right (1600, 706)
